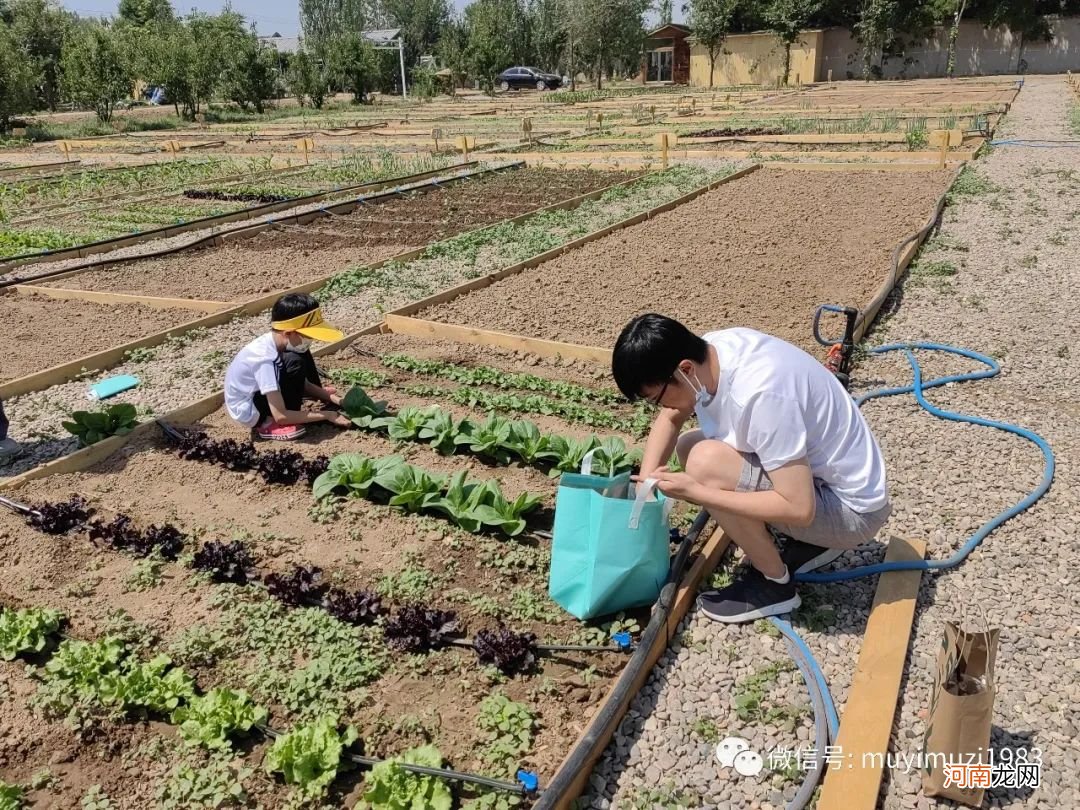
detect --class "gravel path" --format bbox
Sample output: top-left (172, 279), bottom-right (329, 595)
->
top-left (582, 77), bottom-right (1077, 809)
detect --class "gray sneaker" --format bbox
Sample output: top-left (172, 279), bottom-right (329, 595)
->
top-left (0, 438), bottom-right (23, 462)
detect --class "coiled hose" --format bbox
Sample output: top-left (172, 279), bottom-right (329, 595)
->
top-left (768, 342), bottom-right (1055, 810)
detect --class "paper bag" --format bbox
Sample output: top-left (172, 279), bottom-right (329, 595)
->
top-left (922, 621), bottom-right (999, 807)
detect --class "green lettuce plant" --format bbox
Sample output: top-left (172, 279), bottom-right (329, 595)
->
top-left (355, 744), bottom-right (452, 810)
top-left (171, 688), bottom-right (268, 750)
top-left (264, 716), bottom-right (357, 797)
top-left (0, 607), bottom-right (63, 660)
top-left (312, 454), bottom-right (403, 501)
top-left (61, 403), bottom-right (138, 446)
top-left (341, 387), bottom-right (389, 428)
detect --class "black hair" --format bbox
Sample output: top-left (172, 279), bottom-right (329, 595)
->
top-left (611, 314), bottom-right (707, 401)
top-left (272, 292), bottom-right (320, 322)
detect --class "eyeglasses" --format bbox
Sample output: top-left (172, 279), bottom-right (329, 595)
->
top-left (646, 377), bottom-right (672, 408)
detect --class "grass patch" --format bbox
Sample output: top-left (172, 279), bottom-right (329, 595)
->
top-left (909, 259), bottom-right (958, 284)
top-left (1069, 104), bottom-right (1080, 137)
top-left (23, 114), bottom-right (184, 142)
top-left (946, 166), bottom-right (999, 205)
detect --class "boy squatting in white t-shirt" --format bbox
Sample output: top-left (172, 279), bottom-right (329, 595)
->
top-left (611, 314), bottom-right (891, 624)
top-left (224, 293), bottom-right (353, 441)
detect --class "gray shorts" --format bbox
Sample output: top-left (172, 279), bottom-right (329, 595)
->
top-left (737, 453), bottom-right (891, 549)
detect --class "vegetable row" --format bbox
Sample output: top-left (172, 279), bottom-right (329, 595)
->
top-left (20, 498), bottom-right (547, 677)
top-left (0, 606), bottom-right (517, 805)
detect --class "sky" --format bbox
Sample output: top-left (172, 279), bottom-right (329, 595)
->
top-left (58, 0), bottom-right (679, 39)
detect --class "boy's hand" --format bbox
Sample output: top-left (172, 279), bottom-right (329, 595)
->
top-left (321, 411), bottom-right (351, 428)
top-left (632, 470), bottom-right (699, 502)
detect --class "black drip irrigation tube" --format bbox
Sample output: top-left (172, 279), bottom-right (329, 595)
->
top-left (0, 160), bottom-right (516, 281)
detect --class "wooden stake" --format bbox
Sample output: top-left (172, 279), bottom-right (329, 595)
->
top-left (58, 140), bottom-right (72, 161)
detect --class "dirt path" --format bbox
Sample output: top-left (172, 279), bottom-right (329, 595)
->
top-left (421, 167), bottom-right (954, 354)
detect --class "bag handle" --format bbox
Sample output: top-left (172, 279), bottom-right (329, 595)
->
top-left (580, 448), bottom-right (600, 476)
top-left (629, 478), bottom-right (673, 529)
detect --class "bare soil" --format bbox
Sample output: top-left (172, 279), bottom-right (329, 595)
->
top-left (420, 167), bottom-right (955, 353)
top-left (33, 168), bottom-right (634, 303)
top-left (0, 289), bottom-right (216, 383)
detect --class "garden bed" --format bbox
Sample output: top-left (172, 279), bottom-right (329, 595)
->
top-left (0, 289), bottom-right (218, 384)
top-left (30, 168), bottom-right (634, 302)
top-left (417, 167), bottom-right (955, 352)
top-left (0, 338), bottom-right (669, 806)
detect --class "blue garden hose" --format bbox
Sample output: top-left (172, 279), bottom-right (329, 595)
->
top-left (798, 342), bottom-right (1056, 583)
top-left (769, 341), bottom-right (1055, 810)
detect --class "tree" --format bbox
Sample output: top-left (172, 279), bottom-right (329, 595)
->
top-left (528, 0), bottom-right (565, 72)
top-left (657, 0), bottom-right (674, 24)
top-left (762, 0), bottom-right (822, 83)
top-left (685, 0), bottom-right (740, 87)
top-left (464, 0), bottom-right (529, 91)
top-left (60, 22), bottom-right (132, 122)
top-left (942, 0), bottom-right (968, 76)
top-left (116, 0), bottom-right (174, 27)
top-left (0, 20), bottom-right (36, 131)
top-left (8, 0), bottom-right (72, 110)
top-left (328, 31), bottom-right (378, 102)
top-left (140, 12), bottom-right (240, 119)
top-left (299, 0), bottom-right (366, 50)
top-left (222, 30), bottom-right (278, 112)
top-left (381, 0), bottom-right (450, 72)
top-left (564, 0), bottom-right (649, 89)
top-left (287, 47), bottom-right (329, 107)
top-left (853, 0), bottom-right (903, 79)
top-left (436, 14), bottom-right (470, 88)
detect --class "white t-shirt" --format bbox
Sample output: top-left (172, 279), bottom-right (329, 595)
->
top-left (224, 333), bottom-right (281, 428)
top-left (694, 328), bottom-right (888, 513)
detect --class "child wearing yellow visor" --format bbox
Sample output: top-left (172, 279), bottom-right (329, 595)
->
top-left (224, 293), bottom-right (351, 440)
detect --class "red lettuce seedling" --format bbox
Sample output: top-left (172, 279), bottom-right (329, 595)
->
top-left (191, 540), bottom-right (256, 585)
top-left (473, 626), bottom-right (538, 676)
top-left (257, 449), bottom-right (308, 486)
top-left (383, 605), bottom-right (459, 653)
top-left (88, 514), bottom-right (143, 553)
top-left (88, 515), bottom-right (185, 559)
top-left (28, 497), bottom-right (93, 535)
top-left (264, 565), bottom-right (328, 607)
top-left (303, 455), bottom-right (330, 487)
top-left (141, 524), bottom-right (186, 560)
top-left (323, 588), bottom-right (386, 625)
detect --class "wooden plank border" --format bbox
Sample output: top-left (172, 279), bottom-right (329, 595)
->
top-left (817, 537), bottom-right (928, 810)
top-left (491, 147), bottom-right (981, 162)
top-left (12, 285), bottom-right (233, 312)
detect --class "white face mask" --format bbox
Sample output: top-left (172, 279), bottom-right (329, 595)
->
top-left (678, 368), bottom-right (713, 406)
top-left (286, 335), bottom-right (312, 353)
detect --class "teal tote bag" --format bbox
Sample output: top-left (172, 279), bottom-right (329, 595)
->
top-left (548, 450), bottom-right (673, 620)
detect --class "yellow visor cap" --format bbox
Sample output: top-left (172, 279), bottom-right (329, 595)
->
top-left (271, 308), bottom-right (344, 343)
